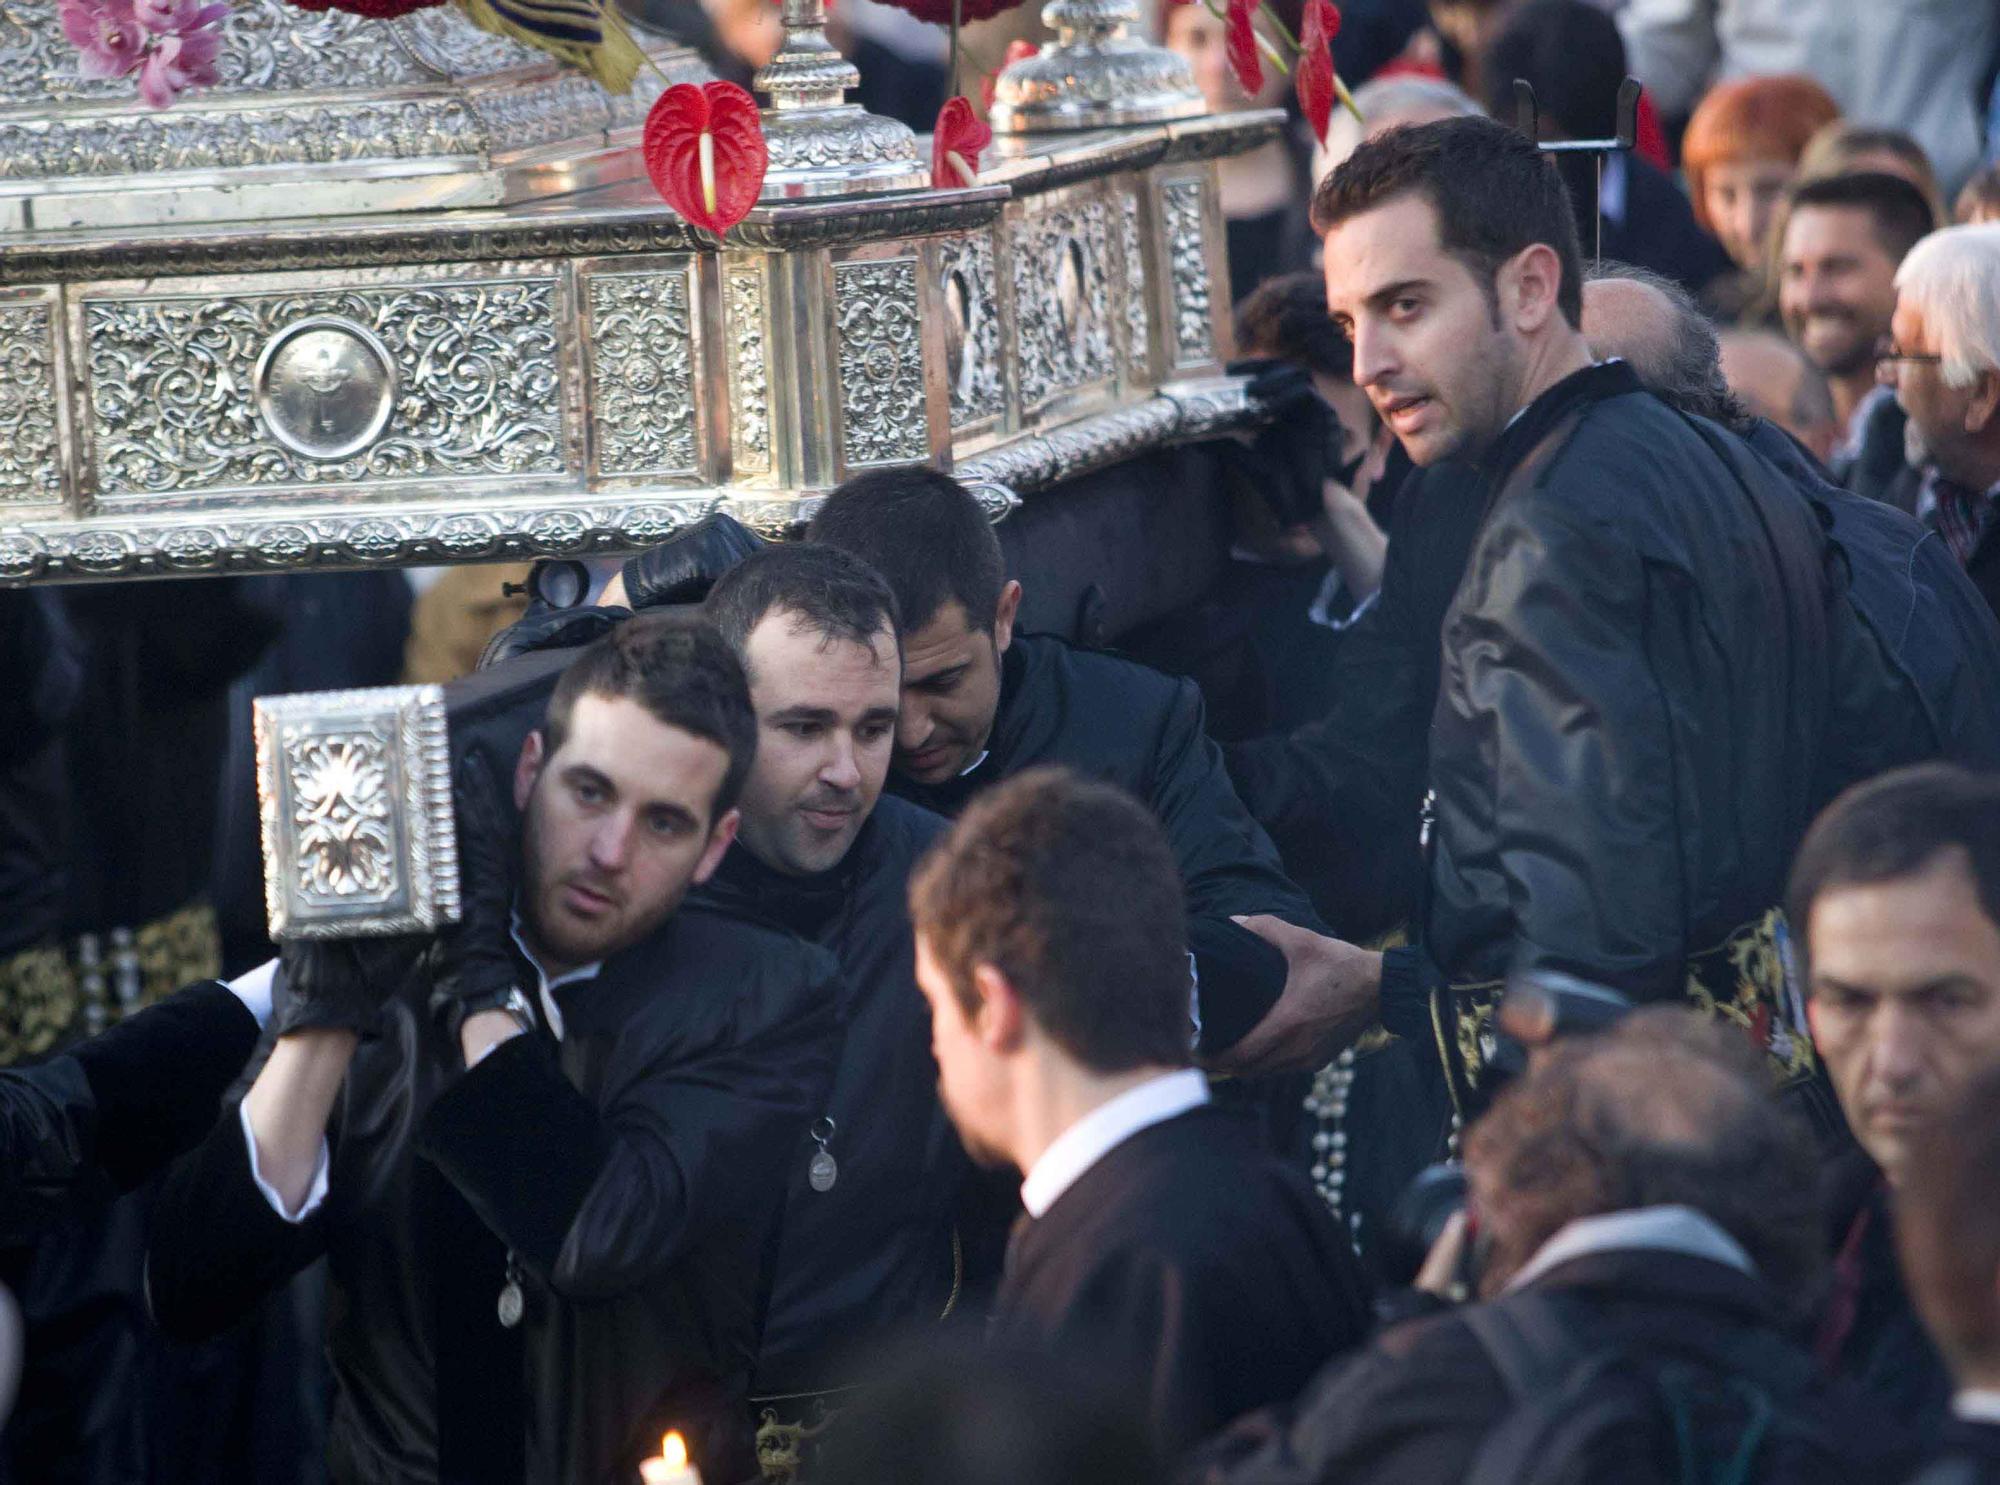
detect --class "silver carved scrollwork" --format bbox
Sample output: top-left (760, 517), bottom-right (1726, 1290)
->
top-left (1161, 179), bottom-right (1213, 367)
top-left (833, 258), bottom-right (927, 468)
top-left (254, 683), bottom-right (460, 940)
top-left (724, 264), bottom-right (771, 475)
top-left (1012, 196), bottom-right (1115, 413)
top-left (390, 5), bottom-right (541, 78)
top-left (1116, 189), bottom-right (1151, 384)
top-left (939, 230), bottom-right (1004, 432)
top-left (586, 267), bottom-right (699, 479)
top-left (83, 278), bottom-right (565, 498)
top-left (0, 303), bottom-right (61, 505)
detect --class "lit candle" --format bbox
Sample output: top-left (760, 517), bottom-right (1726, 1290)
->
top-left (639, 1431), bottom-right (701, 1485)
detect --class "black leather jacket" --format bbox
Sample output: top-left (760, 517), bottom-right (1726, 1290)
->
top-left (693, 795), bottom-right (970, 1396)
top-left (146, 911), bottom-right (841, 1485)
top-left (1398, 363), bottom-right (1852, 1002)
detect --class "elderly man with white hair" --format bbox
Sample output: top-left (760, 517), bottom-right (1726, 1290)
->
top-left (1884, 224), bottom-right (2000, 624)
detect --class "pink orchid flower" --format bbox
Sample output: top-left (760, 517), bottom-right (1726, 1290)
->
top-left (137, 24), bottom-right (222, 108)
top-left (58, 0), bottom-right (147, 78)
top-left (133, 0), bottom-right (228, 35)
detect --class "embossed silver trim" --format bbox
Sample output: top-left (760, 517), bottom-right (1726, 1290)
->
top-left (834, 257), bottom-right (928, 468)
top-left (255, 683), bottom-right (461, 940)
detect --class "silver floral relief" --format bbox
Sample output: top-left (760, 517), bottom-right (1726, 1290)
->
top-left (1161, 179), bottom-right (1213, 367)
top-left (0, 303), bottom-right (61, 505)
top-left (0, 0), bottom-right (430, 106)
top-left (1116, 190), bottom-right (1151, 382)
top-left (468, 75), bottom-right (614, 155)
top-left (0, 98), bottom-right (489, 180)
top-left (586, 268), bottom-right (699, 478)
top-left (255, 684), bottom-right (460, 939)
top-left (390, 5), bottom-right (541, 78)
top-left (938, 230), bottom-right (1004, 431)
top-left (833, 258), bottom-right (927, 468)
top-left (724, 264), bottom-right (771, 475)
top-left (83, 278), bottom-right (565, 498)
top-left (1011, 197), bottom-right (1115, 413)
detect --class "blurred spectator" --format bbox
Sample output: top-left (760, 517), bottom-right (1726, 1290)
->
top-left (1483, 0), bottom-right (1733, 293)
top-left (1959, 163), bottom-right (2000, 226)
top-left (1187, 1012), bottom-right (1915, 1485)
top-left (1164, 0), bottom-right (1315, 301)
top-left (1616, 0), bottom-right (1995, 196)
top-left (1800, 122), bottom-right (1951, 226)
top-left (1895, 1065), bottom-right (2000, 1482)
top-left (1886, 223), bottom-right (2000, 623)
top-left (1424, 0), bottom-right (1514, 107)
top-left (401, 561), bottom-right (532, 685)
top-left (1788, 764), bottom-right (2000, 1431)
top-left (1718, 326), bottom-right (1840, 463)
top-left (1778, 171), bottom-right (1937, 503)
top-left (1316, 74), bottom-right (1480, 183)
top-left (814, 1338), bottom-right (1164, 1485)
top-left (1680, 74), bottom-right (1841, 316)
top-left (832, 0), bottom-right (948, 133)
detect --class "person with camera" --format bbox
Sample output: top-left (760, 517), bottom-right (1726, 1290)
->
top-left (143, 615), bottom-right (844, 1485)
top-left (1186, 1009), bottom-right (1915, 1485)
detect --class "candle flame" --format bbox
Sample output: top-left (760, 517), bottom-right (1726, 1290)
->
top-left (697, 133), bottom-right (717, 218)
top-left (661, 1433), bottom-right (689, 1468)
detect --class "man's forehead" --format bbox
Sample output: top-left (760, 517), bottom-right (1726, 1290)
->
top-left (903, 602), bottom-right (984, 668)
top-left (746, 611), bottom-right (899, 701)
top-left (1786, 205), bottom-right (1884, 257)
top-left (1322, 193), bottom-right (1452, 309)
top-left (551, 694), bottom-right (727, 794)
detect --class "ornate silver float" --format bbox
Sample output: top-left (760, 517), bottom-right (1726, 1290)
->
top-left (0, 0), bottom-right (1274, 585)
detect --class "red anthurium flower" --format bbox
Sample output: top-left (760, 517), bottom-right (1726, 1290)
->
top-left (1296, 0), bottom-right (1339, 144)
top-left (930, 95), bottom-right (992, 190)
top-left (643, 81), bottom-right (768, 237)
top-left (1224, 0), bottom-right (1262, 100)
top-left (982, 39), bottom-right (1038, 113)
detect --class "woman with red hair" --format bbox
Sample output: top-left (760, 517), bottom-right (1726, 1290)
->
top-left (1683, 74), bottom-right (1841, 276)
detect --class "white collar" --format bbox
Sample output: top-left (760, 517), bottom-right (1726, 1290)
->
top-left (1020, 1069), bottom-right (1209, 1218)
top-left (508, 907), bottom-right (602, 1042)
top-left (1957, 1390), bottom-right (2000, 1426)
top-left (1505, 1205), bottom-right (1757, 1293)
top-left (958, 748), bottom-right (990, 779)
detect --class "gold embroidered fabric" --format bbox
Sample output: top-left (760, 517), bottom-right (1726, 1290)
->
top-left (0, 901), bottom-right (221, 1065)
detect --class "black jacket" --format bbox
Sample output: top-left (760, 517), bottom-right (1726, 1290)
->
top-left (890, 633), bottom-right (1321, 1053)
top-left (146, 912), bottom-right (841, 1485)
top-left (0, 981), bottom-right (258, 1243)
top-left (1400, 363), bottom-right (1854, 1004)
top-left (991, 1105), bottom-right (1370, 1455)
top-left (1913, 1420), bottom-right (2000, 1485)
top-left (693, 796), bottom-right (970, 1396)
top-left (1963, 504), bottom-right (2000, 632)
top-left (1186, 1248), bottom-right (1915, 1485)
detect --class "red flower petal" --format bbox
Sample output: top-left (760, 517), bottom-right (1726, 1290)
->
top-left (643, 81), bottom-right (768, 237)
top-left (1297, 0), bottom-right (1337, 145)
top-left (930, 95), bottom-right (992, 190)
top-left (982, 39), bottom-right (1037, 113)
top-left (1224, 0), bottom-right (1262, 100)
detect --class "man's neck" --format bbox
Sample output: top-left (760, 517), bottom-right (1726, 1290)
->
top-left (1008, 1058), bottom-right (1183, 1176)
top-left (1940, 439), bottom-right (2000, 496)
top-left (1498, 327), bottom-right (1595, 443)
top-left (1830, 371), bottom-right (1875, 433)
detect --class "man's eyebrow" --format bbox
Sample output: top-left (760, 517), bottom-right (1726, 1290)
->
top-left (861, 705), bottom-right (900, 726)
top-left (910, 663), bottom-right (968, 685)
top-left (768, 705), bottom-right (836, 725)
top-left (1362, 277), bottom-right (1432, 310)
top-left (561, 762), bottom-right (614, 793)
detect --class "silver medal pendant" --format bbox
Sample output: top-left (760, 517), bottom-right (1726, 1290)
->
top-left (808, 1148), bottom-right (838, 1192)
top-left (497, 1280), bottom-right (524, 1329)
top-left (807, 1115), bottom-right (838, 1192)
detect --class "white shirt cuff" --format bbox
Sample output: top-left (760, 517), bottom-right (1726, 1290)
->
top-left (239, 1099), bottom-right (330, 1224)
top-left (225, 958), bottom-right (279, 1031)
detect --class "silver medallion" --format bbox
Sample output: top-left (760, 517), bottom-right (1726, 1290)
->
top-left (497, 1279), bottom-right (524, 1329)
top-left (808, 1149), bottom-right (838, 1193)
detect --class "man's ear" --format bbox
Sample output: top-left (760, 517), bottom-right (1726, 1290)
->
top-left (514, 730), bottom-right (546, 812)
top-left (692, 807), bottom-right (740, 885)
top-left (1965, 368), bottom-right (2000, 435)
top-left (1503, 243), bottom-right (1566, 335)
top-left (970, 962), bottom-right (1027, 1052)
top-left (992, 580), bottom-right (1024, 656)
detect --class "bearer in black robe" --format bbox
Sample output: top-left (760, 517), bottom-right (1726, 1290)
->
top-left (906, 766), bottom-right (1371, 1457)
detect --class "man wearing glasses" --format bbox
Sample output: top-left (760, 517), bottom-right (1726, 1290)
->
top-left (1880, 223), bottom-right (2000, 625)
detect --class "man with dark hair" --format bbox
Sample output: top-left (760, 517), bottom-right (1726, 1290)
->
top-left (809, 467), bottom-right (1344, 1061)
top-left (1786, 764), bottom-right (2000, 1430)
top-left (910, 767), bottom-right (1369, 1455)
top-left (690, 545), bottom-right (974, 1434)
top-left (1190, 1012), bottom-right (1915, 1485)
top-left (1896, 1065), bottom-right (2000, 1480)
top-left (145, 614), bottom-right (843, 1484)
top-left (1265, 115), bottom-right (1850, 1114)
top-left (1779, 171), bottom-right (1940, 503)
top-left (1481, 0), bottom-right (1733, 295)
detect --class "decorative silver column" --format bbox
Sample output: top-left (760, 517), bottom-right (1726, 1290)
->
top-left (988, 0), bottom-right (1204, 133)
top-left (755, 0), bottom-right (930, 198)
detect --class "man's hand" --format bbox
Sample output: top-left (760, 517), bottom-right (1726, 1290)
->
top-left (431, 748), bottom-right (526, 1040)
top-left (614, 513), bottom-right (765, 612)
top-left (272, 936), bottom-right (428, 1039)
top-left (1209, 916), bottom-right (1382, 1077)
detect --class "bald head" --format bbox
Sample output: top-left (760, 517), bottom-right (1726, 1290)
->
top-left (1581, 264), bottom-right (1745, 427)
top-left (1719, 328), bottom-right (1839, 461)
